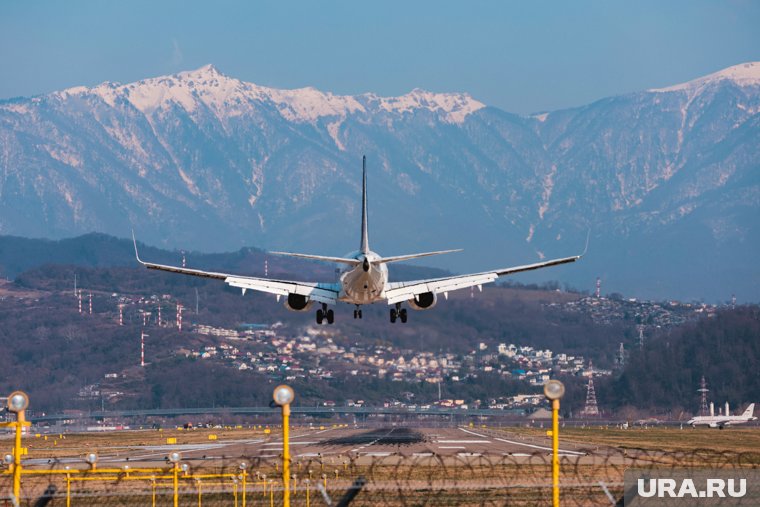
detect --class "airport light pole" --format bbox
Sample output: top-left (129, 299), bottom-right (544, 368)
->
top-left (85, 452), bottom-right (98, 471)
top-left (2, 391), bottom-right (30, 502)
top-left (169, 452), bottom-right (181, 507)
top-left (239, 462), bottom-right (247, 507)
top-left (273, 385), bottom-right (294, 507)
top-left (544, 380), bottom-right (565, 507)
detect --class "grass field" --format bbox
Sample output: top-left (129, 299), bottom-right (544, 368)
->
top-left (494, 425), bottom-right (760, 454)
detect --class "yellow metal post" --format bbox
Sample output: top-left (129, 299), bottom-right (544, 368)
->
top-left (197, 479), bottom-right (202, 507)
top-left (13, 419), bottom-right (23, 502)
top-left (552, 398), bottom-right (560, 507)
top-left (305, 479), bottom-right (310, 507)
top-left (269, 480), bottom-right (274, 507)
top-left (233, 479), bottom-right (238, 507)
top-left (152, 478), bottom-right (157, 507)
top-left (173, 462), bottom-right (180, 507)
top-left (66, 471), bottom-right (71, 507)
top-left (241, 470), bottom-right (247, 507)
top-left (282, 403), bottom-right (291, 507)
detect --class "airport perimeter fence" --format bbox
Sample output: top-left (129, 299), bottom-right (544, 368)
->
top-left (2, 448), bottom-right (760, 506)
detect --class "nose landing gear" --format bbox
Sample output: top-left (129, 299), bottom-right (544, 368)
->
top-left (353, 306), bottom-right (363, 319)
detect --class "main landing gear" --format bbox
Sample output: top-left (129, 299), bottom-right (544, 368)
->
top-left (316, 303), bottom-right (334, 325)
top-left (390, 303), bottom-right (407, 324)
top-left (353, 306), bottom-right (363, 319)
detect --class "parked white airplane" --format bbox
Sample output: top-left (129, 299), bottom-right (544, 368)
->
top-left (133, 156), bottom-right (584, 324)
top-left (687, 403), bottom-right (756, 429)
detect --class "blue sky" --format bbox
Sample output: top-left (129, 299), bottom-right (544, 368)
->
top-left (2, 0), bottom-right (758, 114)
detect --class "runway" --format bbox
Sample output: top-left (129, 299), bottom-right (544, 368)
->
top-left (29, 426), bottom-right (590, 469)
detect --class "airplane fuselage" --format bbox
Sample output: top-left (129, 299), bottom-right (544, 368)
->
top-left (337, 251), bottom-right (389, 304)
top-left (687, 416), bottom-right (757, 428)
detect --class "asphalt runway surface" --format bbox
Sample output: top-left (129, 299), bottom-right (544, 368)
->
top-left (24, 426), bottom-right (592, 469)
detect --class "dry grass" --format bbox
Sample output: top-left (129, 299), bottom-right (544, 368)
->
top-left (498, 426), bottom-right (760, 454)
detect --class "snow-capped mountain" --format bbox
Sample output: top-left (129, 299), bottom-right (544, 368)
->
top-left (0, 63), bottom-right (758, 301)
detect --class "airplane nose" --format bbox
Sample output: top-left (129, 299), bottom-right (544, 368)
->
top-left (362, 258), bottom-right (370, 272)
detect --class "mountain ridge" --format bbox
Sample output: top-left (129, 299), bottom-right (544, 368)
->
top-left (0, 63), bottom-right (758, 301)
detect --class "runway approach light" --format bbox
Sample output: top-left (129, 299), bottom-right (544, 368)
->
top-left (273, 385), bottom-right (295, 406)
top-left (3, 454), bottom-right (12, 465)
top-left (239, 462), bottom-right (247, 471)
top-left (85, 453), bottom-right (98, 465)
top-left (7, 391), bottom-right (29, 413)
top-left (543, 380), bottom-right (565, 401)
top-left (169, 452), bottom-right (181, 463)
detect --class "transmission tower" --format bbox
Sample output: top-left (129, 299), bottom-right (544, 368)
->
top-left (698, 376), bottom-right (709, 416)
top-left (580, 377), bottom-right (600, 417)
top-left (637, 325), bottom-right (645, 350)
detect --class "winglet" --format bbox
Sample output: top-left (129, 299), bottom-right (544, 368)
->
top-left (580, 229), bottom-right (591, 258)
top-left (132, 229), bottom-right (145, 265)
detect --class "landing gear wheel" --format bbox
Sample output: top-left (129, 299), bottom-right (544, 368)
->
top-left (316, 309), bottom-right (324, 324)
top-left (353, 310), bottom-right (358, 319)
top-left (326, 309), bottom-right (335, 324)
top-left (390, 308), bottom-right (397, 323)
top-left (399, 308), bottom-right (408, 323)
top-left (358, 310), bottom-right (363, 319)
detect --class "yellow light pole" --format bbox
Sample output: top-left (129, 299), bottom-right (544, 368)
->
top-left (543, 380), bottom-right (565, 507)
top-left (1, 391), bottom-right (30, 503)
top-left (272, 384), bottom-right (294, 507)
top-left (239, 462), bottom-right (247, 507)
top-left (169, 451), bottom-right (182, 507)
top-left (65, 467), bottom-right (71, 507)
top-left (304, 478), bottom-right (311, 507)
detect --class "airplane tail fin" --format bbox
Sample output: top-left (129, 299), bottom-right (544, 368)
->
top-left (377, 249), bottom-right (463, 265)
top-left (360, 155), bottom-right (369, 254)
top-left (742, 403), bottom-right (755, 417)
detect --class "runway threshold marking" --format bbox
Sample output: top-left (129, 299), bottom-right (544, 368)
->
top-left (459, 426), bottom-right (585, 456)
top-left (458, 428), bottom-right (490, 438)
top-left (438, 440), bottom-right (491, 444)
top-left (261, 441), bottom-right (318, 446)
top-left (438, 446), bottom-right (466, 449)
top-left (493, 437), bottom-right (585, 455)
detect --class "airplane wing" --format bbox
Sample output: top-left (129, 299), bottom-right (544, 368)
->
top-left (382, 254), bottom-right (582, 305)
top-left (132, 235), bottom-right (339, 305)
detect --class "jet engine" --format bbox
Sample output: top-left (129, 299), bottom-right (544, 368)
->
top-left (408, 291), bottom-right (437, 310)
top-left (284, 293), bottom-right (314, 312)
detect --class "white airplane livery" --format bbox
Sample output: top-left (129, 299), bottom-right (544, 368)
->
top-left (134, 156), bottom-right (584, 324)
top-left (687, 403), bottom-right (756, 429)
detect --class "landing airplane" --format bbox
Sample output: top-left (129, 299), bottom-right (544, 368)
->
top-left (133, 156), bottom-right (584, 324)
top-left (687, 403), bottom-right (756, 429)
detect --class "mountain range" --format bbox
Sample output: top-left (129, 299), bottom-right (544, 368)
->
top-left (1, 63), bottom-right (758, 301)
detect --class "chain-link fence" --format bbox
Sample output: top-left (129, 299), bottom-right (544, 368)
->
top-left (2, 448), bottom-right (759, 506)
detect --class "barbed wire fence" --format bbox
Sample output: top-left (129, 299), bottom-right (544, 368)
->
top-left (2, 448), bottom-right (759, 506)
